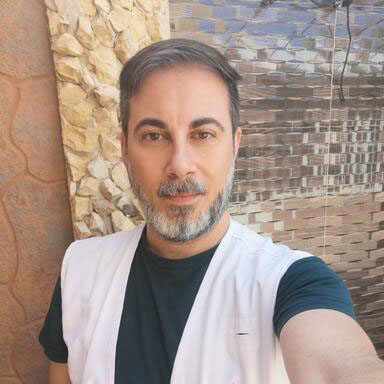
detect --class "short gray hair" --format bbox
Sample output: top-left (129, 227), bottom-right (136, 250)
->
top-left (119, 38), bottom-right (241, 136)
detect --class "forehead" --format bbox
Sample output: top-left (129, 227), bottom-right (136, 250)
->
top-left (128, 65), bottom-right (231, 126)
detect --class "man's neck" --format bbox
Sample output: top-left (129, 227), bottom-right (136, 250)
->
top-left (145, 213), bottom-right (231, 259)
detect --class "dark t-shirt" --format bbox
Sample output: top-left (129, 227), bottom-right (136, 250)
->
top-left (39, 232), bottom-right (355, 383)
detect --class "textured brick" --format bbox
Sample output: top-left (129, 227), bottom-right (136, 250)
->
top-left (371, 230), bottom-right (384, 242)
top-left (374, 192), bottom-right (384, 203)
top-left (272, 210), bottom-right (293, 221)
top-left (271, 231), bottom-right (292, 243)
top-left (342, 214), bottom-right (372, 225)
top-left (371, 248), bottom-right (384, 259)
top-left (260, 222), bottom-right (274, 234)
top-left (373, 211), bottom-right (384, 223)
top-left (340, 232), bottom-right (370, 244)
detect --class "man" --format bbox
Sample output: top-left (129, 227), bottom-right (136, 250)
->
top-left (39, 39), bottom-right (384, 383)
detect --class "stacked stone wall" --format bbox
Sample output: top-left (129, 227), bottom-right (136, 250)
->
top-left (45, 0), bottom-right (170, 240)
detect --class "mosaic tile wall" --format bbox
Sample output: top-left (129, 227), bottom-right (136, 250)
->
top-left (170, 0), bottom-right (384, 356)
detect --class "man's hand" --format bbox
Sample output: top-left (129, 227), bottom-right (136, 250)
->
top-left (49, 361), bottom-right (71, 384)
top-left (280, 309), bottom-right (384, 384)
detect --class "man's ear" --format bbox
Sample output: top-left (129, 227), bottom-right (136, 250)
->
top-left (120, 131), bottom-right (128, 167)
top-left (233, 127), bottom-right (242, 158)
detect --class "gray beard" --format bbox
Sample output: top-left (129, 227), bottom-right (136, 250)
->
top-left (127, 163), bottom-right (234, 243)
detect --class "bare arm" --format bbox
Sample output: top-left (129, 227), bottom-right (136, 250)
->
top-left (280, 309), bottom-right (384, 384)
top-left (49, 361), bottom-right (71, 384)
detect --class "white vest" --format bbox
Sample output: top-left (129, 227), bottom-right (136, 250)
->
top-left (61, 220), bottom-right (310, 384)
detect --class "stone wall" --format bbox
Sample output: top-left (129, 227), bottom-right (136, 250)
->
top-left (169, 0), bottom-right (384, 356)
top-left (0, 0), bottom-right (74, 382)
top-left (45, 0), bottom-right (170, 240)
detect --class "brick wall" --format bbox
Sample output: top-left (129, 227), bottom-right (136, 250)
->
top-left (170, 0), bottom-right (384, 356)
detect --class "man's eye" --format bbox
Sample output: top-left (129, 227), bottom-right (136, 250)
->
top-left (196, 131), bottom-right (213, 140)
top-left (144, 132), bottom-right (162, 141)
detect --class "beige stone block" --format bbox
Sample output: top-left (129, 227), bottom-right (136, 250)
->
top-left (56, 57), bottom-right (82, 83)
top-left (62, 121), bottom-right (99, 152)
top-left (371, 248), bottom-right (384, 259)
top-left (136, 0), bottom-right (153, 14)
top-left (81, 67), bottom-right (98, 93)
top-left (92, 198), bottom-right (115, 214)
top-left (77, 176), bottom-right (100, 196)
top-left (64, 150), bottom-right (89, 181)
top-left (76, 15), bottom-right (95, 49)
top-left (89, 212), bottom-right (107, 234)
top-left (88, 46), bottom-right (122, 85)
top-left (94, 107), bottom-right (119, 134)
top-left (69, 181), bottom-right (77, 197)
top-left (117, 194), bottom-right (135, 216)
top-left (373, 211), bottom-right (384, 223)
top-left (94, 0), bottom-right (111, 13)
top-left (101, 179), bottom-right (122, 200)
top-left (58, 83), bottom-right (86, 103)
top-left (72, 196), bottom-right (91, 220)
top-left (371, 230), bottom-right (384, 241)
top-left (88, 156), bottom-right (109, 179)
top-left (100, 135), bottom-right (121, 161)
top-left (92, 14), bottom-right (115, 47)
top-left (131, 197), bottom-right (145, 219)
top-left (111, 210), bottom-right (135, 232)
top-left (129, 8), bottom-right (150, 46)
top-left (47, 10), bottom-right (61, 35)
top-left (374, 192), bottom-right (384, 202)
top-left (94, 85), bottom-right (119, 107)
top-left (111, 162), bottom-right (130, 191)
top-left (52, 0), bottom-right (80, 27)
top-left (79, 0), bottom-right (97, 16)
top-left (45, 0), bottom-right (58, 11)
top-left (146, 14), bottom-right (170, 41)
top-left (113, 0), bottom-right (133, 11)
top-left (52, 33), bottom-right (84, 56)
top-left (115, 30), bottom-right (139, 63)
top-left (109, 6), bottom-right (132, 33)
top-left (74, 221), bottom-right (92, 239)
top-left (60, 100), bottom-right (93, 128)
top-left (151, 0), bottom-right (163, 8)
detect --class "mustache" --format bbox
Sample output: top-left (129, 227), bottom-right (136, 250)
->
top-left (157, 179), bottom-right (207, 197)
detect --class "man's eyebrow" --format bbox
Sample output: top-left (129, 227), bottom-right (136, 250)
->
top-left (190, 117), bottom-right (225, 132)
top-left (134, 118), bottom-right (166, 134)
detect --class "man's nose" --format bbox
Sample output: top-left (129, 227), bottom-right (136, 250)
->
top-left (165, 142), bottom-right (196, 179)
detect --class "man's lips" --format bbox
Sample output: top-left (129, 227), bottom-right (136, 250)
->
top-left (163, 193), bottom-right (201, 203)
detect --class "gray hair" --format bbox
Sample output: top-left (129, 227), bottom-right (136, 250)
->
top-left (119, 38), bottom-right (241, 136)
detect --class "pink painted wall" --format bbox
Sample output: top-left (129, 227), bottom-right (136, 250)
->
top-left (0, 0), bottom-right (73, 382)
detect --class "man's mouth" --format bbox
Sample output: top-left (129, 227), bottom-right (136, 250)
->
top-left (164, 193), bottom-right (201, 204)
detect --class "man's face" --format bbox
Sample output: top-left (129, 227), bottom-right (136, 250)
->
top-left (121, 65), bottom-right (241, 242)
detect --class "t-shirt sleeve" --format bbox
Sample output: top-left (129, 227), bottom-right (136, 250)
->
top-left (38, 275), bottom-right (68, 363)
top-left (273, 256), bottom-right (356, 338)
